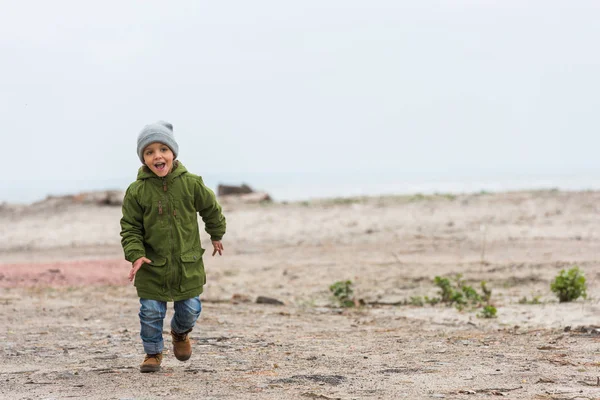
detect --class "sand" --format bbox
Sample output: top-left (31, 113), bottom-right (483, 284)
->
top-left (1, 190), bottom-right (599, 399)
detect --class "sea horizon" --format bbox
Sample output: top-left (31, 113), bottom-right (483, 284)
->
top-left (2, 171), bottom-right (599, 205)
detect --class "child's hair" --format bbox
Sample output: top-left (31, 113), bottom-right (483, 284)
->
top-left (137, 121), bottom-right (179, 163)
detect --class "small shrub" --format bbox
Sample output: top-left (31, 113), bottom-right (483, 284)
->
top-left (478, 305), bottom-right (497, 318)
top-left (434, 192), bottom-right (457, 201)
top-left (550, 266), bottom-right (587, 303)
top-left (409, 193), bottom-right (426, 202)
top-left (409, 296), bottom-right (424, 306)
top-left (329, 280), bottom-right (355, 307)
top-left (462, 285), bottom-right (481, 302)
top-left (433, 275), bottom-right (474, 306)
top-left (432, 274), bottom-right (495, 314)
top-left (480, 281), bottom-right (492, 303)
top-left (434, 276), bottom-right (454, 303)
top-left (518, 295), bottom-right (541, 305)
top-left (424, 296), bottom-right (440, 306)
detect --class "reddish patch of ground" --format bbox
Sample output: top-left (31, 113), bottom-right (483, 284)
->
top-left (0, 259), bottom-right (130, 288)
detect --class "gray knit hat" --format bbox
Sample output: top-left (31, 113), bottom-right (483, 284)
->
top-left (137, 121), bottom-right (179, 163)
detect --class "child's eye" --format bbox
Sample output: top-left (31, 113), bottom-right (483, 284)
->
top-left (161, 147), bottom-right (168, 152)
top-left (145, 151), bottom-right (152, 156)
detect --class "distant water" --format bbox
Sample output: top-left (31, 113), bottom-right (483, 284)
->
top-left (232, 174), bottom-right (600, 202)
top-left (2, 172), bottom-right (599, 204)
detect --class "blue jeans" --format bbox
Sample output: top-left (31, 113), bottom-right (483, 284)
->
top-left (139, 296), bottom-right (202, 355)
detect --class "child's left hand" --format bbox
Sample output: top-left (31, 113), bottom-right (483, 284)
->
top-left (212, 240), bottom-right (224, 256)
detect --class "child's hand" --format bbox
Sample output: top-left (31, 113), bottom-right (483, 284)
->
top-left (129, 256), bottom-right (152, 282)
top-left (212, 241), bottom-right (224, 256)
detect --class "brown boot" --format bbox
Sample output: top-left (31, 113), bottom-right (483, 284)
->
top-left (171, 329), bottom-right (192, 361)
top-left (140, 353), bottom-right (162, 373)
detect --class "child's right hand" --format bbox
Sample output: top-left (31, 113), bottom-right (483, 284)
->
top-left (129, 256), bottom-right (152, 283)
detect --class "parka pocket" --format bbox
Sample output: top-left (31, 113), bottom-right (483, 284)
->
top-left (134, 255), bottom-right (167, 290)
top-left (179, 248), bottom-right (206, 292)
top-left (149, 256), bottom-right (167, 267)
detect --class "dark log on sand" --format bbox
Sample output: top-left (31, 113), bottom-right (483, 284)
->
top-left (217, 184), bottom-right (254, 196)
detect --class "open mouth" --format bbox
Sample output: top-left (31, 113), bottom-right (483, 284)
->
top-left (154, 162), bottom-right (166, 171)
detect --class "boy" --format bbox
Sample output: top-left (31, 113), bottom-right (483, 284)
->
top-left (120, 121), bottom-right (226, 373)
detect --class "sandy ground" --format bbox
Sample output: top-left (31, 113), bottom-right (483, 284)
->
top-left (1, 190), bottom-right (600, 400)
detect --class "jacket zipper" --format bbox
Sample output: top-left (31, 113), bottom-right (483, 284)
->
top-left (160, 196), bottom-right (166, 292)
top-left (167, 187), bottom-right (175, 300)
top-left (160, 177), bottom-right (169, 294)
top-left (158, 177), bottom-right (174, 298)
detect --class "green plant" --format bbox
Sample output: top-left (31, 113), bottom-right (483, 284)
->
top-left (480, 281), bottom-right (492, 303)
top-left (329, 280), bottom-right (355, 307)
top-left (518, 295), bottom-right (541, 305)
top-left (441, 193), bottom-right (457, 201)
top-left (431, 274), bottom-right (495, 314)
top-left (409, 193), bottom-right (426, 202)
top-left (433, 275), bottom-right (478, 306)
top-left (409, 296), bottom-right (424, 306)
top-left (550, 266), bottom-right (587, 302)
top-left (434, 276), bottom-right (454, 303)
top-left (424, 296), bottom-right (440, 306)
top-left (478, 305), bottom-right (497, 318)
top-left (462, 285), bottom-right (481, 302)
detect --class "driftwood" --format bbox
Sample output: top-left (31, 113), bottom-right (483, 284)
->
top-left (27, 191), bottom-right (126, 209)
top-left (217, 183), bottom-right (272, 203)
top-left (71, 191), bottom-right (124, 206)
top-left (217, 184), bottom-right (254, 196)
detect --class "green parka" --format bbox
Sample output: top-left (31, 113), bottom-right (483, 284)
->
top-left (120, 161), bottom-right (226, 301)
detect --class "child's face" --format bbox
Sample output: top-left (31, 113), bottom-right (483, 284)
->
top-left (143, 142), bottom-right (174, 177)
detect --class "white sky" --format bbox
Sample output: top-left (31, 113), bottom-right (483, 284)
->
top-left (1, 1), bottom-right (599, 201)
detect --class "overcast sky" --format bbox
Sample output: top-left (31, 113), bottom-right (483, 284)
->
top-left (2, 1), bottom-right (599, 202)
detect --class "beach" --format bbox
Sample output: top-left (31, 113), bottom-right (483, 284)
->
top-left (1, 190), bottom-right (599, 399)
